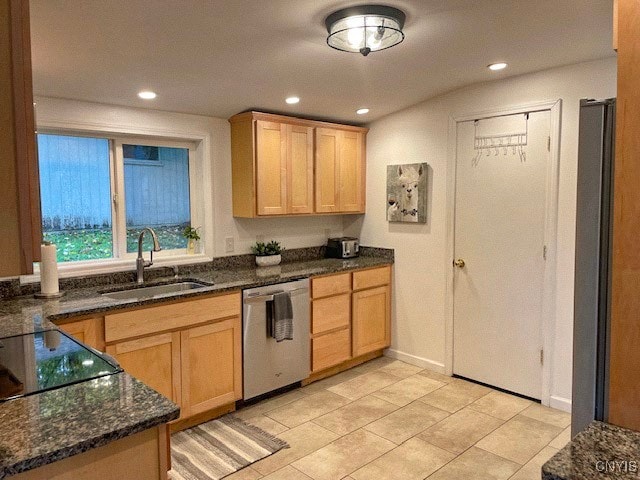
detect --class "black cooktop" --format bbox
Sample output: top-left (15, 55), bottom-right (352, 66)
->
top-left (0, 330), bottom-right (121, 402)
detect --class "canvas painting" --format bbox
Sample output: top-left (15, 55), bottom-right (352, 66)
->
top-left (387, 162), bottom-right (428, 223)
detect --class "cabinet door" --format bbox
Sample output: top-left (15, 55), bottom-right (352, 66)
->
top-left (312, 328), bottom-right (352, 372)
top-left (287, 124), bottom-right (314, 214)
top-left (315, 127), bottom-right (340, 213)
top-left (339, 130), bottom-right (364, 212)
top-left (106, 332), bottom-right (181, 406)
top-left (58, 318), bottom-right (105, 351)
top-left (352, 286), bottom-right (391, 356)
top-left (180, 317), bottom-right (242, 417)
top-left (256, 120), bottom-right (287, 215)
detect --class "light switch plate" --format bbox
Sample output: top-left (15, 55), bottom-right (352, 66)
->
top-left (225, 237), bottom-right (234, 253)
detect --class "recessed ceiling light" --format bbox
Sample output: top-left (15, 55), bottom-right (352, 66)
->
top-left (488, 63), bottom-right (508, 71)
top-left (356, 108), bottom-right (370, 115)
top-left (285, 96), bottom-right (300, 104)
top-left (138, 90), bottom-right (157, 99)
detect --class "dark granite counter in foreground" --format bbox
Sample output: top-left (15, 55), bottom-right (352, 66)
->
top-left (543, 421), bottom-right (640, 479)
top-left (0, 373), bottom-right (179, 479)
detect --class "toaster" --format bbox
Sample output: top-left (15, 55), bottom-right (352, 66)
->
top-left (326, 237), bottom-right (360, 259)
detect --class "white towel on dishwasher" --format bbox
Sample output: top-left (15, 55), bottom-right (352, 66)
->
top-left (271, 291), bottom-right (293, 342)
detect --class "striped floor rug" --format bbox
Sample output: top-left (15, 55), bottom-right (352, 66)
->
top-left (170, 415), bottom-right (289, 480)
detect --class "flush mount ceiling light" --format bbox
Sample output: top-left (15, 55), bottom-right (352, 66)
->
top-left (325, 5), bottom-right (406, 56)
top-left (138, 90), bottom-right (157, 99)
top-left (488, 62), bottom-right (508, 71)
top-left (285, 96), bottom-right (300, 104)
top-left (356, 108), bottom-right (370, 115)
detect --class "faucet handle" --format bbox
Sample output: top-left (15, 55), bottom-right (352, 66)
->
top-left (148, 249), bottom-right (154, 267)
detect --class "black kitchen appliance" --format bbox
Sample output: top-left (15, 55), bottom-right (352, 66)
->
top-left (0, 329), bottom-right (121, 402)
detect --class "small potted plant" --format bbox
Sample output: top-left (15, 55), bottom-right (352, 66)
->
top-left (182, 226), bottom-right (201, 254)
top-left (251, 240), bottom-right (283, 267)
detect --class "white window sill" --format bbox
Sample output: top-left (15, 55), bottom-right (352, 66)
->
top-left (20, 254), bottom-right (212, 285)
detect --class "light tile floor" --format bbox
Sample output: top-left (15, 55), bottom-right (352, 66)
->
top-left (229, 357), bottom-right (571, 480)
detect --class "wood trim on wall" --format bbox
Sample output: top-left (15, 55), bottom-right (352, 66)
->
top-left (0, 0), bottom-right (22, 277)
top-left (608, 0), bottom-right (640, 431)
top-left (11, 0), bottom-right (41, 273)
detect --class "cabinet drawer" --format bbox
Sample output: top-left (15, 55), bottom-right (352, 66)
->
top-left (312, 272), bottom-right (351, 298)
top-left (353, 266), bottom-right (391, 290)
top-left (105, 292), bottom-right (241, 343)
top-left (312, 294), bottom-right (350, 335)
top-left (312, 328), bottom-right (351, 372)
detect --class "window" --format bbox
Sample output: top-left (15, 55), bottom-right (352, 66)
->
top-left (38, 133), bottom-right (198, 263)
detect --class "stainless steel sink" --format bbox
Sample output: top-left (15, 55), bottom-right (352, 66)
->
top-left (102, 281), bottom-right (211, 301)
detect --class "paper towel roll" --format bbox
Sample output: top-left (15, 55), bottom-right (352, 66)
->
top-left (40, 243), bottom-right (59, 295)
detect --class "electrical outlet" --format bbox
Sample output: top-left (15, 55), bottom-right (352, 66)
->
top-left (256, 234), bottom-right (265, 243)
top-left (225, 237), bottom-right (234, 253)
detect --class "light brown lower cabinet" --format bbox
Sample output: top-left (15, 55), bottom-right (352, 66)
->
top-left (105, 315), bottom-right (242, 420)
top-left (352, 285), bottom-right (391, 357)
top-left (57, 292), bottom-right (243, 423)
top-left (105, 332), bottom-right (182, 406)
top-left (180, 318), bottom-right (242, 418)
top-left (58, 317), bottom-right (105, 352)
top-left (310, 266), bottom-right (392, 374)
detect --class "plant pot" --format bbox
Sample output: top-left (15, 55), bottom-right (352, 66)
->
top-left (187, 238), bottom-right (197, 254)
top-left (255, 254), bottom-right (281, 267)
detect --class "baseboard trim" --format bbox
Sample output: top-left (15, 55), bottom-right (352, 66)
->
top-left (385, 349), bottom-right (446, 374)
top-left (549, 395), bottom-right (572, 413)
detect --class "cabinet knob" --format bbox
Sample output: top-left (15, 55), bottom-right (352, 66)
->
top-left (453, 258), bottom-right (466, 268)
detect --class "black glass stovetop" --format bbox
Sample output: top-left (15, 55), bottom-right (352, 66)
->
top-left (0, 329), bottom-right (121, 402)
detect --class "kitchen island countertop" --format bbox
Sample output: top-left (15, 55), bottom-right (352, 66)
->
top-left (543, 421), bottom-right (640, 479)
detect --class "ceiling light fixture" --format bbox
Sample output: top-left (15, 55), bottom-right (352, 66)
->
top-left (285, 96), bottom-right (300, 104)
top-left (488, 62), bottom-right (508, 71)
top-left (356, 108), bottom-right (370, 115)
top-left (325, 5), bottom-right (406, 56)
top-left (138, 90), bottom-right (157, 99)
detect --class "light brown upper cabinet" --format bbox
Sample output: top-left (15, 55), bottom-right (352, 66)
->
top-left (315, 128), bottom-right (365, 213)
top-left (229, 112), bottom-right (367, 217)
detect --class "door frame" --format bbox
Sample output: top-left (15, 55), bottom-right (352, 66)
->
top-left (444, 99), bottom-right (562, 406)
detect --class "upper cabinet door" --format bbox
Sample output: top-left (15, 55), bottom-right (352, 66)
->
top-left (255, 120), bottom-right (287, 215)
top-left (339, 130), bottom-right (364, 213)
top-left (315, 127), bottom-right (341, 213)
top-left (287, 124), bottom-right (314, 214)
top-left (229, 112), bottom-right (367, 218)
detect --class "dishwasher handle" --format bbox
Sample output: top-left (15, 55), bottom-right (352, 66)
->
top-left (244, 287), bottom-right (308, 304)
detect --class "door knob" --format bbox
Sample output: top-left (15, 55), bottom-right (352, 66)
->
top-left (454, 258), bottom-right (465, 268)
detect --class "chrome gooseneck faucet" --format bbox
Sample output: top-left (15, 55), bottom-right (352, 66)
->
top-left (136, 227), bottom-right (162, 284)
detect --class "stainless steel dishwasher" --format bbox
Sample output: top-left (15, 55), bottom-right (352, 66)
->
top-left (242, 278), bottom-right (310, 400)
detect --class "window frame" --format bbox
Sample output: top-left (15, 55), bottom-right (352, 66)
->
top-left (33, 127), bottom-right (211, 276)
top-left (113, 136), bottom-right (198, 261)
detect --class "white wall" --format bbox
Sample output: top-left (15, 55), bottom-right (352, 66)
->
top-left (34, 97), bottom-right (344, 259)
top-left (344, 57), bottom-right (617, 410)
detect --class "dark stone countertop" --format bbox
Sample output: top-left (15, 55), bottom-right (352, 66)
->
top-left (0, 373), bottom-right (179, 479)
top-left (0, 252), bottom-right (393, 337)
top-left (0, 248), bottom-right (393, 478)
top-left (543, 421), bottom-right (640, 479)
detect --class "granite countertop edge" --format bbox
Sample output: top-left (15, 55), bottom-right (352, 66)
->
top-left (542, 420), bottom-right (640, 480)
top-left (3, 408), bottom-right (179, 479)
top-left (0, 372), bottom-right (179, 479)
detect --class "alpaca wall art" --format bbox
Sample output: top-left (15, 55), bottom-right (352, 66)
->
top-left (386, 162), bottom-right (428, 223)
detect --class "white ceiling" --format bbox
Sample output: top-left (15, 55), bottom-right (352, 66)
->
top-left (30, 0), bottom-right (614, 124)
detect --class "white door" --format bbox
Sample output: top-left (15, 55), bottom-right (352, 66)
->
top-left (453, 111), bottom-right (551, 399)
